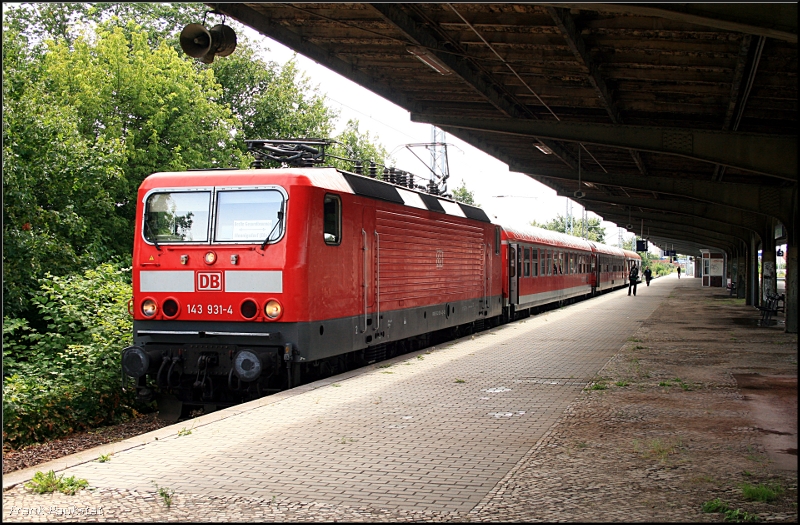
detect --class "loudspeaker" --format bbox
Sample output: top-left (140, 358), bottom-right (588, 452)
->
top-left (180, 24), bottom-right (213, 58)
top-left (180, 23), bottom-right (237, 64)
top-left (208, 25), bottom-right (237, 57)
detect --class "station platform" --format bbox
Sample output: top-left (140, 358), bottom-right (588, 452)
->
top-left (3, 275), bottom-right (797, 522)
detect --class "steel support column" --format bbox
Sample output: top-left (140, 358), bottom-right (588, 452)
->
top-left (747, 233), bottom-right (759, 306)
top-left (761, 219), bottom-right (778, 304)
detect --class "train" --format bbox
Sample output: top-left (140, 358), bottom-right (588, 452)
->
top-left (121, 139), bottom-right (640, 419)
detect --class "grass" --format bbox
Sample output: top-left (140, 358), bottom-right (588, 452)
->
top-left (97, 453), bottom-right (111, 463)
top-left (723, 509), bottom-right (760, 522)
top-left (455, 378), bottom-right (466, 383)
top-left (740, 482), bottom-right (783, 502)
top-left (177, 427), bottom-right (192, 436)
top-left (24, 470), bottom-right (88, 495)
top-left (377, 364), bottom-right (392, 369)
top-left (701, 498), bottom-right (760, 522)
top-left (615, 380), bottom-right (629, 387)
top-left (331, 383), bottom-right (341, 387)
top-left (658, 378), bottom-right (693, 391)
top-left (702, 498), bottom-right (729, 513)
top-left (628, 357), bottom-right (650, 379)
top-left (590, 382), bottom-right (608, 390)
top-left (152, 481), bottom-right (174, 508)
top-left (633, 437), bottom-right (684, 463)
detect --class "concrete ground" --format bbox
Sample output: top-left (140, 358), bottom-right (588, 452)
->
top-left (3, 275), bottom-right (796, 522)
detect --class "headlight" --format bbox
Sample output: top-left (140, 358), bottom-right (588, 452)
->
top-left (264, 299), bottom-right (282, 319)
top-left (142, 299), bottom-right (158, 317)
top-left (204, 251), bottom-right (217, 265)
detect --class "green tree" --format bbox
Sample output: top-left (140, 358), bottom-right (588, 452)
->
top-left (2, 21), bottom-right (247, 316)
top-left (3, 2), bottom-right (209, 50)
top-left (451, 181), bottom-right (477, 206)
top-left (531, 214), bottom-right (605, 243)
top-left (2, 27), bottom-right (127, 317)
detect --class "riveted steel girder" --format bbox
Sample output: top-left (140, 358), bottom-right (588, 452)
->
top-left (588, 203), bottom-right (753, 242)
top-left (545, 3), bottom-right (798, 43)
top-left (512, 165), bottom-right (795, 226)
top-left (645, 236), bottom-right (719, 257)
top-left (411, 114), bottom-right (797, 181)
top-left (565, 192), bottom-right (768, 233)
top-left (598, 211), bottom-right (739, 252)
top-left (620, 221), bottom-right (739, 253)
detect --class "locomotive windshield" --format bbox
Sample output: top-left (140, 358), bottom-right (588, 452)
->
top-left (214, 189), bottom-right (285, 242)
top-left (144, 191), bottom-right (211, 243)
top-left (143, 188), bottom-right (286, 245)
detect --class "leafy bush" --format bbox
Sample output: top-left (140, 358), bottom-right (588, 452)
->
top-left (2, 262), bottom-right (137, 448)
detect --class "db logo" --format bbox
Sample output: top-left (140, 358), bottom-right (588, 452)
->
top-left (197, 272), bottom-right (223, 291)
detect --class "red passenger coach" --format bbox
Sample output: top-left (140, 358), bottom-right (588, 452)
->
top-left (122, 140), bottom-right (502, 417)
top-left (502, 225), bottom-right (594, 316)
top-left (499, 225), bottom-right (639, 319)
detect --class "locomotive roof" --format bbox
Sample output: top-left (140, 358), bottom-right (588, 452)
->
top-left (141, 168), bottom-right (491, 223)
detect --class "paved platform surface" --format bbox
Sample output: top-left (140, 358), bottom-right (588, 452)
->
top-left (3, 275), bottom-right (796, 522)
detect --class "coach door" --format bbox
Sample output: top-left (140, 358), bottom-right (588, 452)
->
top-left (509, 243), bottom-right (520, 304)
top-left (362, 207), bottom-right (376, 333)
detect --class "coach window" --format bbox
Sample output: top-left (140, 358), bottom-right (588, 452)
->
top-left (531, 248), bottom-right (538, 277)
top-left (323, 194), bottom-right (341, 245)
top-left (523, 247), bottom-right (530, 277)
top-left (546, 250), bottom-right (552, 276)
top-left (509, 246), bottom-right (516, 277)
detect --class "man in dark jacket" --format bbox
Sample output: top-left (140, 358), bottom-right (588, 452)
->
top-left (644, 267), bottom-right (652, 286)
top-left (628, 264), bottom-right (639, 296)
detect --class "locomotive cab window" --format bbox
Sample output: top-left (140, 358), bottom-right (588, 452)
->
top-left (144, 191), bottom-right (210, 243)
top-left (215, 189), bottom-right (286, 243)
top-left (323, 194), bottom-right (341, 245)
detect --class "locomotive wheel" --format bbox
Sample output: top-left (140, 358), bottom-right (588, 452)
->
top-left (156, 393), bottom-right (185, 422)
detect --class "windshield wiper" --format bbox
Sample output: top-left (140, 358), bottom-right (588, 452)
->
top-left (143, 215), bottom-right (161, 251)
top-left (260, 201), bottom-right (285, 251)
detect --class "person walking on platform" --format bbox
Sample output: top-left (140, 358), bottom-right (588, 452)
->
top-left (677, 266), bottom-right (681, 279)
top-left (643, 266), bottom-right (652, 286)
top-left (628, 264), bottom-right (639, 296)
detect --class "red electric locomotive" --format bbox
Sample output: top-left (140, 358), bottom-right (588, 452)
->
top-left (121, 139), bottom-right (639, 418)
top-left (122, 140), bottom-right (502, 417)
